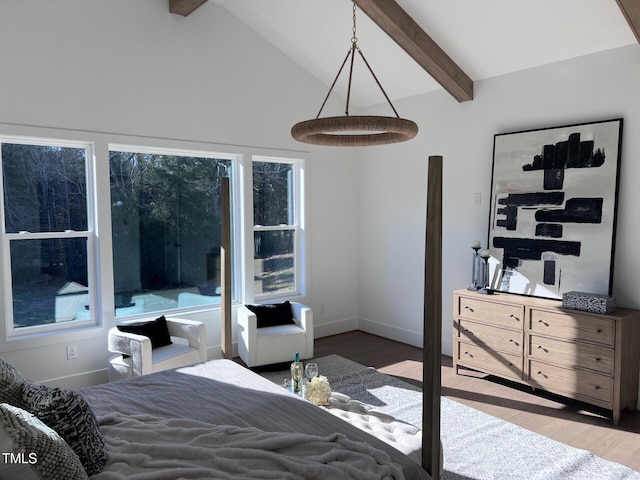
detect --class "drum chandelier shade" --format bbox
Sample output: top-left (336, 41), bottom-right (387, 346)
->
top-left (291, 3), bottom-right (418, 147)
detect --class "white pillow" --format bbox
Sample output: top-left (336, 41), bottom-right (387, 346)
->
top-left (0, 403), bottom-right (88, 480)
top-left (0, 419), bottom-right (38, 480)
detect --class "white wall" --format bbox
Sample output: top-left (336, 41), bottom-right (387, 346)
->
top-left (356, 44), bottom-right (640, 357)
top-left (2, 0), bottom-right (639, 390)
top-left (0, 0), bottom-right (359, 385)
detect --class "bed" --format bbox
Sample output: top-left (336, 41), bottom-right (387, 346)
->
top-left (79, 359), bottom-right (431, 480)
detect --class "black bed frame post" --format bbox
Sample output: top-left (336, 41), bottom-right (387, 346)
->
top-left (423, 155), bottom-right (442, 479)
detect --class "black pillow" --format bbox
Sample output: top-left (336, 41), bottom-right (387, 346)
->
top-left (116, 315), bottom-right (173, 349)
top-left (246, 301), bottom-right (295, 328)
top-left (22, 382), bottom-right (108, 476)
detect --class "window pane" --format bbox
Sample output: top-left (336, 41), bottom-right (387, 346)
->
top-left (2, 143), bottom-right (87, 233)
top-left (110, 150), bottom-right (232, 316)
top-left (253, 162), bottom-right (293, 226)
top-left (254, 230), bottom-right (294, 294)
top-left (10, 238), bottom-right (89, 329)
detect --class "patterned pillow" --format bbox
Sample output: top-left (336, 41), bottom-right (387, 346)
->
top-left (0, 358), bottom-right (27, 408)
top-left (22, 383), bottom-right (107, 476)
top-left (0, 403), bottom-right (88, 480)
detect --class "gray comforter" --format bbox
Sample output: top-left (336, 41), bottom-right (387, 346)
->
top-left (82, 359), bottom-right (431, 480)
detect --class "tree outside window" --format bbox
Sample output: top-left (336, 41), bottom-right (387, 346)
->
top-left (253, 159), bottom-right (298, 296)
top-left (1, 141), bottom-right (91, 331)
top-left (109, 148), bottom-right (233, 316)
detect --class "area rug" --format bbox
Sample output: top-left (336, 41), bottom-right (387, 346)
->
top-left (258, 354), bottom-right (640, 480)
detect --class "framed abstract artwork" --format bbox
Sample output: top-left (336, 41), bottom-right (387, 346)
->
top-left (487, 118), bottom-right (623, 300)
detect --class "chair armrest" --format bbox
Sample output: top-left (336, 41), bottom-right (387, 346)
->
top-left (237, 306), bottom-right (258, 366)
top-left (107, 327), bottom-right (153, 376)
top-left (290, 302), bottom-right (313, 331)
top-left (290, 302), bottom-right (314, 359)
top-left (237, 306), bottom-right (258, 330)
top-left (165, 318), bottom-right (207, 362)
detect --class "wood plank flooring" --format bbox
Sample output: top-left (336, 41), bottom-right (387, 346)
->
top-left (314, 330), bottom-right (640, 473)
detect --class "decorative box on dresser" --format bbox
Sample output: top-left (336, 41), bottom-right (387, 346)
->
top-left (453, 288), bottom-right (640, 424)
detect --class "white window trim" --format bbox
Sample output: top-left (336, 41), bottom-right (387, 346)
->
top-left (0, 122), bottom-right (308, 352)
top-left (0, 136), bottom-right (99, 342)
top-left (251, 155), bottom-right (306, 303)
top-left (107, 142), bottom-right (244, 312)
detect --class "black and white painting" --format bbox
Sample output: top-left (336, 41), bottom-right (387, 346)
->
top-left (488, 118), bottom-right (623, 300)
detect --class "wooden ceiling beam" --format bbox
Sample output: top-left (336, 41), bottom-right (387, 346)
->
top-left (616, 0), bottom-right (640, 43)
top-left (352, 0), bottom-right (473, 102)
top-left (170, 0), bottom-right (208, 17)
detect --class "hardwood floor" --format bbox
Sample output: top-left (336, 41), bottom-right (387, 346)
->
top-left (314, 330), bottom-right (640, 473)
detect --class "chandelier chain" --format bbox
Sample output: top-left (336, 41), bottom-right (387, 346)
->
top-left (352, 2), bottom-right (358, 46)
top-left (291, 1), bottom-right (418, 146)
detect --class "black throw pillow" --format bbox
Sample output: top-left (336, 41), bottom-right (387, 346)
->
top-left (246, 301), bottom-right (295, 328)
top-left (116, 315), bottom-right (173, 349)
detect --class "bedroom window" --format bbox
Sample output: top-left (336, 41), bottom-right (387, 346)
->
top-left (253, 157), bottom-right (303, 298)
top-left (0, 138), bottom-right (95, 336)
top-left (109, 146), bottom-right (235, 317)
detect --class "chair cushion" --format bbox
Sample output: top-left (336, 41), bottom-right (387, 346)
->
top-left (256, 324), bottom-right (305, 337)
top-left (150, 343), bottom-right (198, 364)
top-left (246, 301), bottom-right (295, 328)
top-left (21, 383), bottom-right (107, 476)
top-left (112, 344), bottom-right (200, 372)
top-left (117, 315), bottom-right (173, 349)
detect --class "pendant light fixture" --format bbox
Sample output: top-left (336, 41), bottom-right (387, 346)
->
top-left (291, 2), bottom-right (418, 147)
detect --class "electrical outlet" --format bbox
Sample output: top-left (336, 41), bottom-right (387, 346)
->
top-left (66, 345), bottom-right (78, 360)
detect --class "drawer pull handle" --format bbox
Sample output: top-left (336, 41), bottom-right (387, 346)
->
top-left (537, 345), bottom-right (549, 353)
top-left (537, 371), bottom-right (548, 379)
top-left (538, 320), bottom-right (549, 327)
top-left (464, 306), bottom-right (474, 312)
top-left (594, 386), bottom-right (600, 391)
top-left (596, 328), bottom-right (602, 334)
top-left (596, 357), bottom-right (601, 362)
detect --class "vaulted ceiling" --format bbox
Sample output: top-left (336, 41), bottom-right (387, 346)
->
top-left (171, 0), bottom-right (639, 109)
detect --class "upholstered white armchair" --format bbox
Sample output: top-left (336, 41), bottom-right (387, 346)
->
top-left (107, 317), bottom-right (207, 381)
top-left (237, 302), bottom-right (313, 368)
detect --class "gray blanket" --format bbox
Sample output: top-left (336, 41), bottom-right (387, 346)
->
top-left (91, 413), bottom-right (404, 479)
top-left (82, 360), bottom-right (430, 480)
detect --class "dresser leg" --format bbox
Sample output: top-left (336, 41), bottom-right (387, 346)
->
top-left (613, 410), bottom-right (620, 425)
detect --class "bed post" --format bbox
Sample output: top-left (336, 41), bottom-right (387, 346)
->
top-left (423, 155), bottom-right (442, 479)
top-left (221, 175), bottom-right (232, 359)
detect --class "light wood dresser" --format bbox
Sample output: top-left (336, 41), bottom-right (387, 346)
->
top-left (453, 288), bottom-right (640, 424)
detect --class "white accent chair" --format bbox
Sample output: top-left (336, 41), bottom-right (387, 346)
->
top-left (107, 317), bottom-right (207, 382)
top-left (237, 302), bottom-right (313, 368)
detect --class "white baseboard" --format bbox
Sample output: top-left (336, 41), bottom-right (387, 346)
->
top-left (357, 317), bottom-right (454, 357)
top-left (358, 317), bottom-right (423, 348)
top-left (44, 369), bottom-right (108, 389)
top-left (314, 317), bottom-right (358, 339)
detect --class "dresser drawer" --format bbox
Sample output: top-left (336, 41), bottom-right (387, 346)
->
top-left (528, 309), bottom-right (614, 346)
top-left (528, 360), bottom-right (613, 405)
top-left (458, 319), bottom-right (522, 354)
top-left (458, 296), bottom-right (523, 330)
top-left (458, 342), bottom-right (523, 380)
top-left (528, 335), bottom-right (614, 375)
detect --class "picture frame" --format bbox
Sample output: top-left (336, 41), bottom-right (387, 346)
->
top-left (487, 118), bottom-right (623, 300)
